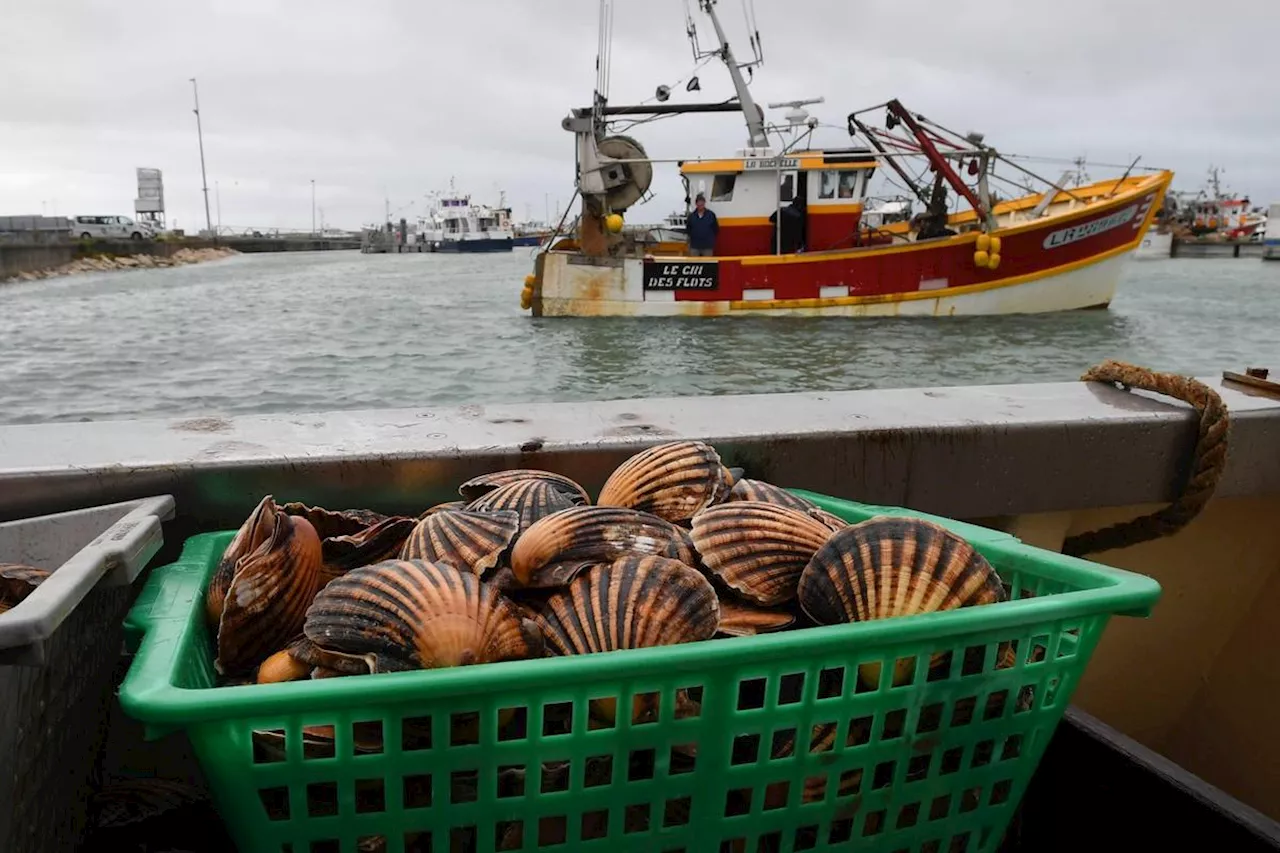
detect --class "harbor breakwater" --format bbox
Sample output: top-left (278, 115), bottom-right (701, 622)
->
top-left (1, 243), bottom-right (238, 283)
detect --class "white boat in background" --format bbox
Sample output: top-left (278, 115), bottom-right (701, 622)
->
top-left (1264, 203), bottom-right (1280, 261)
top-left (417, 185), bottom-right (514, 253)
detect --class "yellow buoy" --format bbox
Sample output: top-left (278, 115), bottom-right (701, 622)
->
top-left (976, 233), bottom-right (991, 253)
top-left (605, 213), bottom-right (624, 234)
top-left (973, 250), bottom-right (990, 268)
top-left (520, 289), bottom-right (532, 310)
top-left (524, 274), bottom-right (536, 287)
top-left (989, 236), bottom-right (1002, 255)
top-left (988, 252), bottom-right (1001, 270)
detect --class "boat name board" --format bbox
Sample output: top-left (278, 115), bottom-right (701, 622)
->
top-left (744, 158), bottom-right (799, 171)
top-left (1043, 203), bottom-right (1140, 250)
top-left (642, 260), bottom-right (719, 290)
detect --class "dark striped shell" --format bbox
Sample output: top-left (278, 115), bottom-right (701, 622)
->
top-left (419, 500), bottom-right (466, 519)
top-left (319, 515), bottom-right (417, 585)
top-left (597, 440), bottom-right (732, 523)
top-left (303, 559), bottom-right (540, 672)
top-left (466, 479), bottom-right (577, 534)
top-left (535, 555), bottom-right (720, 656)
top-left (287, 634), bottom-right (373, 675)
top-left (0, 563), bottom-right (49, 614)
top-left (715, 597), bottom-right (796, 637)
top-left (691, 501), bottom-right (834, 606)
top-left (809, 507), bottom-right (849, 532)
top-left (509, 506), bottom-right (698, 586)
top-left (399, 509), bottom-right (520, 576)
top-left (279, 502), bottom-right (387, 537)
top-left (207, 494), bottom-right (279, 626)
top-left (726, 478), bottom-right (815, 511)
top-left (458, 469), bottom-right (590, 505)
top-left (797, 517), bottom-right (1005, 626)
top-left (216, 511), bottom-right (324, 675)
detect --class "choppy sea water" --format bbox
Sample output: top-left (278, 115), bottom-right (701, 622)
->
top-left (1, 250), bottom-right (1276, 425)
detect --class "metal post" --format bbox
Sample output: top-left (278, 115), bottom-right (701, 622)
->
top-left (311, 180), bottom-right (316, 237)
top-left (189, 78), bottom-right (213, 241)
top-left (215, 180), bottom-right (222, 235)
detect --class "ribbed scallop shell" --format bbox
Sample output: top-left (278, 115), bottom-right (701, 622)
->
top-left (691, 501), bottom-right (834, 606)
top-left (798, 517), bottom-right (1005, 626)
top-left (287, 634), bottom-right (372, 675)
top-left (458, 469), bottom-right (590, 505)
top-left (319, 515), bottom-right (417, 585)
top-left (0, 563), bottom-right (49, 614)
top-left (535, 555), bottom-right (720, 656)
top-left (216, 512), bottom-right (323, 675)
top-left (419, 500), bottom-right (466, 519)
top-left (715, 597), bottom-right (796, 637)
top-left (597, 440), bottom-right (731, 523)
top-left (509, 506), bottom-right (697, 586)
top-left (399, 509), bottom-right (520, 576)
top-left (279, 502), bottom-right (387, 537)
top-left (726, 478), bottom-right (815, 511)
top-left (466, 478), bottom-right (577, 534)
top-left (207, 494), bottom-right (278, 626)
top-left (303, 559), bottom-right (541, 672)
top-left (808, 507), bottom-right (849, 532)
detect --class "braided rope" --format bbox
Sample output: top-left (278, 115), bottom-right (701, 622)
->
top-left (1061, 360), bottom-right (1230, 558)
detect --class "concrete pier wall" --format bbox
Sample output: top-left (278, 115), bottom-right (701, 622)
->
top-left (0, 243), bottom-right (75, 278)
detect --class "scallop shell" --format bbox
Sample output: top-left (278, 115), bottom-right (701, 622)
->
top-left (509, 506), bottom-right (697, 586)
top-left (287, 634), bottom-right (372, 675)
top-left (0, 564), bottom-right (49, 614)
top-left (303, 559), bottom-right (541, 672)
top-left (256, 647), bottom-right (312, 684)
top-left (691, 501), bottom-right (834, 606)
top-left (797, 516), bottom-right (1005, 626)
top-left (398, 509), bottom-right (520, 576)
top-left (597, 440), bottom-right (731, 523)
top-left (458, 469), bottom-right (590, 505)
top-left (726, 478), bottom-right (816, 511)
top-left (466, 478), bottom-right (577, 534)
top-left (216, 512), bottom-right (324, 676)
top-left (808, 507), bottom-right (849, 532)
top-left (419, 500), bottom-right (466, 519)
top-left (535, 555), bottom-right (720, 656)
top-left (279, 502), bottom-right (387, 537)
top-left (715, 597), bottom-right (797, 637)
top-left (207, 494), bottom-right (279, 626)
top-left (319, 515), bottom-right (417, 584)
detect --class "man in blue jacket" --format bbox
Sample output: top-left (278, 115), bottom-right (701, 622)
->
top-left (686, 193), bottom-right (719, 256)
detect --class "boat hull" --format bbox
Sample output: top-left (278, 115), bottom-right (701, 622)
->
top-left (1134, 231), bottom-right (1173, 260)
top-left (530, 173), bottom-right (1170, 318)
top-left (512, 236), bottom-right (542, 247)
top-left (435, 237), bottom-right (513, 253)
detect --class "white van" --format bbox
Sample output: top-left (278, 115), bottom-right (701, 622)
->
top-left (72, 215), bottom-right (154, 240)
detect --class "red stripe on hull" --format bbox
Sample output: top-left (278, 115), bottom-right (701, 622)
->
top-left (674, 190), bottom-right (1159, 302)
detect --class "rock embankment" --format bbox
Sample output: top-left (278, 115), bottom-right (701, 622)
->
top-left (3, 246), bottom-right (239, 283)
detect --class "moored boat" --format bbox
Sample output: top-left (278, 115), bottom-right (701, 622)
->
top-left (419, 185), bottom-right (514, 253)
top-left (520, 1), bottom-right (1172, 318)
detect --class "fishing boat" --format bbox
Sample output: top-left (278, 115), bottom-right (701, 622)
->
top-left (519, 1), bottom-right (1172, 318)
top-left (1177, 167), bottom-right (1266, 241)
top-left (419, 186), bottom-right (514, 253)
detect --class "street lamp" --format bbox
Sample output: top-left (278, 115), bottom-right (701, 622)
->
top-left (311, 179), bottom-right (316, 237)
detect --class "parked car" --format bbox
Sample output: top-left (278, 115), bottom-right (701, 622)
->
top-left (72, 215), bottom-right (154, 241)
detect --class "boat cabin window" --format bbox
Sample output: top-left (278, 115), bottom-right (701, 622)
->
top-left (838, 171), bottom-right (859, 199)
top-left (818, 170), bottom-right (838, 200)
top-left (710, 174), bottom-right (736, 202)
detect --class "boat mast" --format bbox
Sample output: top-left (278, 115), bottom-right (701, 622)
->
top-left (693, 0), bottom-right (768, 148)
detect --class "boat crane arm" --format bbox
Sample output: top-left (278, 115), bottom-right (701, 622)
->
top-left (696, 0), bottom-right (768, 149)
top-left (885, 100), bottom-right (993, 229)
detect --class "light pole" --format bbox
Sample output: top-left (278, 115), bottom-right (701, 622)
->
top-left (215, 180), bottom-right (222, 235)
top-left (310, 179), bottom-right (316, 237)
top-left (189, 78), bottom-right (213, 241)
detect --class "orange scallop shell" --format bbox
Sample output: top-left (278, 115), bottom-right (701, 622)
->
top-left (207, 494), bottom-right (279, 626)
top-left (691, 501), bottom-right (834, 606)
top-left (398, 509), bottom-right (520, 576)
top-left (509, 506), bottom-right (697, 586)
top-left (458, 469), bottom-right (590, 505)
top-left (597, 440), bottom-right (732, 523)
top-left (303, 559), bottom-right (541, 672)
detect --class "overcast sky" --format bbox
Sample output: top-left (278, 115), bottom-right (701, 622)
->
top-left (2, 0), bottom-right (1276, 233)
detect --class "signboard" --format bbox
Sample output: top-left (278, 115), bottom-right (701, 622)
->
top-left (135, 167), bottom-right (164, 213)
top-left (1042, 200), bottom-right (1145, 250)
top-left (744, 157), bottom-right (798, 171)
top-left (642, 260), bottom-right (719, 291)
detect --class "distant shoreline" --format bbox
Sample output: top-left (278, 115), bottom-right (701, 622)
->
top-left (2, 246), bottom-right (239, 284)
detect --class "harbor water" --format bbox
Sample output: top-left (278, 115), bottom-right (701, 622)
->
top-left (0, 251), bottom-right (1276, 426)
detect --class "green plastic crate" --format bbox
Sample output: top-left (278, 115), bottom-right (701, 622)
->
top-left (118, 495), bottom-right (1161, 853)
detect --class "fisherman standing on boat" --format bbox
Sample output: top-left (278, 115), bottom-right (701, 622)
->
top-left (686, 193), bottom-right (719, 256)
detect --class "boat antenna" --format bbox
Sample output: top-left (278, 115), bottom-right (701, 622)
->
top-left (688, 0), bottom-right (768, 149)
top-left (593, 0), bottom-right (615, 126)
